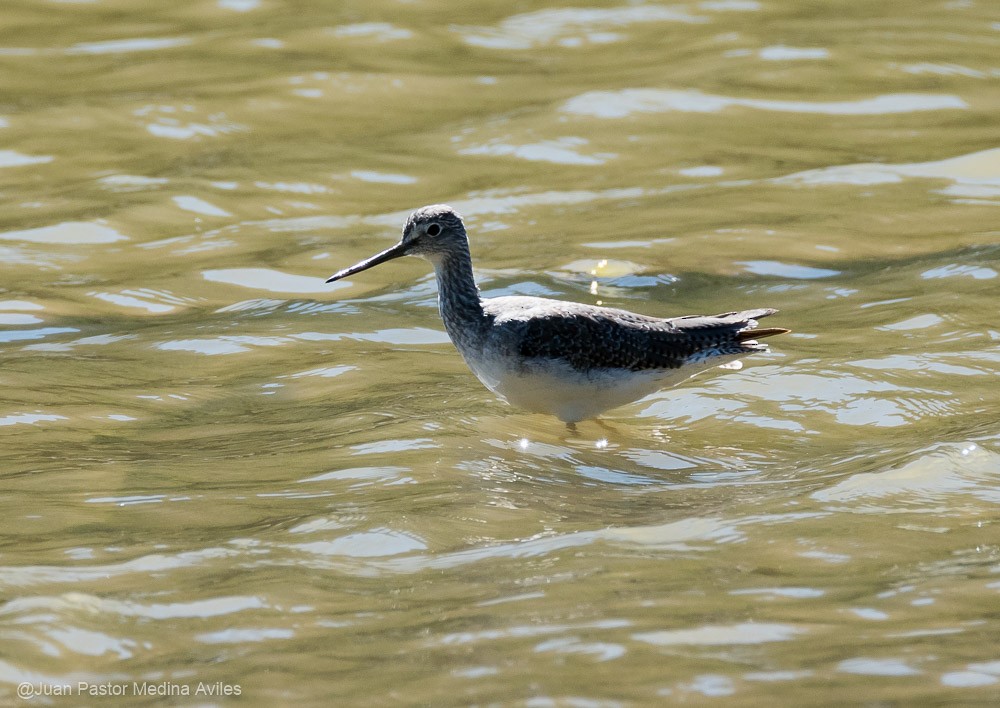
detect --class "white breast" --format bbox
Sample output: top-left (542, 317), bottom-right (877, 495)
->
top-left (465, 355), bottom-right (689, 423)
top-left (461, 344), bottom-right (754, 422)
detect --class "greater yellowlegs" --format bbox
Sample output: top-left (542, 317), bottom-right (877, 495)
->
top-left (326, 204), bottom-right (788, 423)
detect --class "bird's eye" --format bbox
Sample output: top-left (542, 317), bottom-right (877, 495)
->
top-left (426, 223), bottom-right (441, 236)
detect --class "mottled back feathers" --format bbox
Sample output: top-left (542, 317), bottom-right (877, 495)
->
top-left (483, 298), bottom-right (786, 372)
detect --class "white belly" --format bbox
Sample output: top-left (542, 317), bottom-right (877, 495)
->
top-left (464, 355), bottom-right (732, 423)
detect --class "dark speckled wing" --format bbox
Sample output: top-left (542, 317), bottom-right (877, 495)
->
top-left (487, 298), bottom-right (779, 372)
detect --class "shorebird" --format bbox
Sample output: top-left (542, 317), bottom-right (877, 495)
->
top-left (326, 204), bottom-right (788, 423)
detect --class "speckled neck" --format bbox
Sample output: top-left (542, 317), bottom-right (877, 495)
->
top-left (431, 247), bottom-right (488, 353)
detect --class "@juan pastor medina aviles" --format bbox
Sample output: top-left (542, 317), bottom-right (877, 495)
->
top-left (18, 681), bottom-right (241, 698)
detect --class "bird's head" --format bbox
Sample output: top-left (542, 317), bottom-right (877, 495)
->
top-left (326, 204), bottom-right (467, 283)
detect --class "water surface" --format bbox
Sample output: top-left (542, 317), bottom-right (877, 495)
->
top-left (1, 0), bottom-right (999, 704)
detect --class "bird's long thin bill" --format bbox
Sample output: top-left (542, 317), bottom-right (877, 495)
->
top-left (325, 241), bottom-right (408, 283)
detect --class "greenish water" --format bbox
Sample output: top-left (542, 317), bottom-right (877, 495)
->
top-left (2, 0), bottom-right (999, 704)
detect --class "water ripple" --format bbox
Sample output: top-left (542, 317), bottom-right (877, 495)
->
top-left (65, 37), bottom-right (191, 55)
top-left (0, 222), bottom-right (127, 244)
top-left (204, 268), bottom-right (336, 294)
top-left (455, 6), bottom-right (707, 50)
top-left (634, 622), bottom-right (806, 646)
top-left (459, 137), bottom-right (616, 165)
top-left (0, 150), bottom-right (53, 168)
top-left (328, 23), bottom-right (413, 41)
top-left (812, 442), bottom-right (1000, 507)
top-left (1, 593), bottom-right (267, 620)
top-left (777, 147), bottom-right (1000, 199)
top-left (563, 89), bottom-right (966, 118)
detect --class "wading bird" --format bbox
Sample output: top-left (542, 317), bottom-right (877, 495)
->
top-left (327, 205), bottom-right (787, 423)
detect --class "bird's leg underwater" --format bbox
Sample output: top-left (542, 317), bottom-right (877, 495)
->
top-left (594, 418), bottom-right (621, 436)
top-left (563, 417), bottom-right (621, 439)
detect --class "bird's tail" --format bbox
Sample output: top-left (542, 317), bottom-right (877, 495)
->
top-left (732, 309), bottom-right (789, 346)
top-left (737, 326), bottom-right (790, 342)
